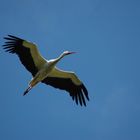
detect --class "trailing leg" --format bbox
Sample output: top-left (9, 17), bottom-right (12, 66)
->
top-left (23, 86), bottom-right (32, 96)
top-left (23, 79), bottom-right (39, 96)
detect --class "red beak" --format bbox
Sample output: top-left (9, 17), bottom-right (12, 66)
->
top-left (68, 51), bottom-right (76, 54)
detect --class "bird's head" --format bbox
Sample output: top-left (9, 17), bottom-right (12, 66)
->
top-left (63, 51), bottom-right (76, 56)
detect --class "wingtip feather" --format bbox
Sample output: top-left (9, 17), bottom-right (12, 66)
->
top-left (81, 84), bottom-right (89, 101)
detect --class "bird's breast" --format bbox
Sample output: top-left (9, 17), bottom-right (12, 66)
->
top-left (35, 61), bottom-right (56, 81)
top-left (42, 62), bottom-right (55, 75)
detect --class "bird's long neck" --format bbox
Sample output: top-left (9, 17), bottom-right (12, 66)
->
top-left (53, 53), bottom-right (65, 64)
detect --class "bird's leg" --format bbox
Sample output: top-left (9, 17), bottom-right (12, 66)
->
top-left (23, 76), bottom-right (40, 96)
top-left (23, 86), bottom-right (32, 96)
top-left (23, 81), bottom-right (39, 96)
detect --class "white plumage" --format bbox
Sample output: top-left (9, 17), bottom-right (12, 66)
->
top-left (3, 35), bottom-right (89, 106)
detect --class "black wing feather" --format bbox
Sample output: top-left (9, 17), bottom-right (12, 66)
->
top-left (3, 35), bottom-right (38, 76)
top-left (42, 77), bottom-right (89, 106)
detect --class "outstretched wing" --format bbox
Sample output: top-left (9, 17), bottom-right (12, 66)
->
top-left (42, 67), bottom-right (89, 106)
top-left (3, 35), bottom-right (47, 76)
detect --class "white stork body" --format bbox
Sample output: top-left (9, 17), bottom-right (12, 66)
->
top-left (3, 35), bottom-right (89, 106)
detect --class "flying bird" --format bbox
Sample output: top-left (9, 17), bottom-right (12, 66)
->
top-left (2, 35), bottom-right (89, 106)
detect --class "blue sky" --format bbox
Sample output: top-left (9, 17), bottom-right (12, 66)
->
top-left (0, 0), bottom-right (140, 140)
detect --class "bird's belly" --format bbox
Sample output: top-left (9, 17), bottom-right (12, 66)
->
top-left (35, 65), bottom-right (54, 82)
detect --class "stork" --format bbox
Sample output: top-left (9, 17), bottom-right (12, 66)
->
top-left (2, 35), bottom-right (89, 106)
